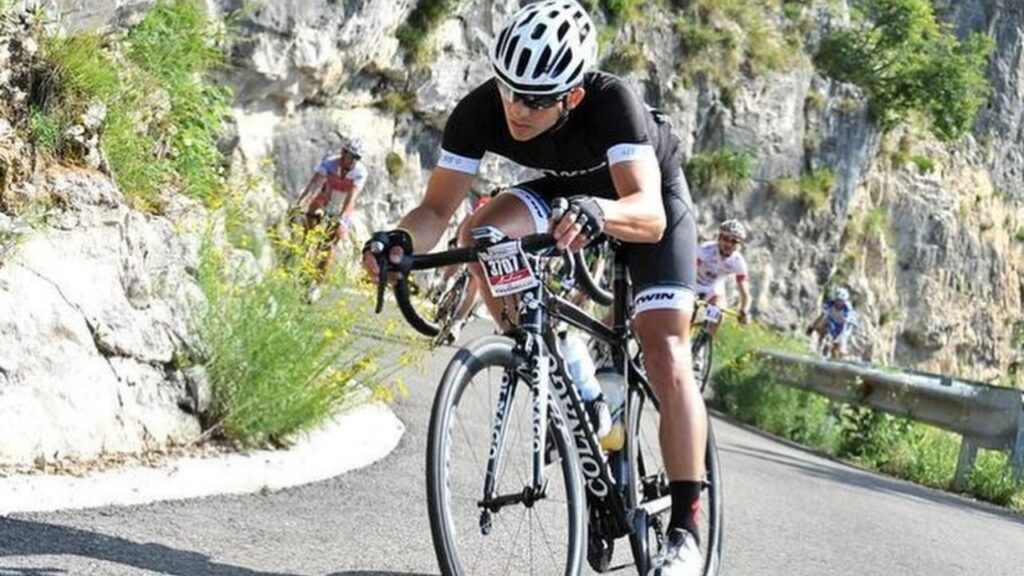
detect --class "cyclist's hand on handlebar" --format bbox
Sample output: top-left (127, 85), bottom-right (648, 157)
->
top-left (550, 195), bottom-right (605, 252)
top-left (361, 229), bottom-right (414, 282)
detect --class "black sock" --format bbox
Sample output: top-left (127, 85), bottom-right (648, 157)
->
top-left (669, 480), bottom-right (701, 544)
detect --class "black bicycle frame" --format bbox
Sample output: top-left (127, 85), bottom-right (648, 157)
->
top-left (481, 239), bottom-right (662, 540)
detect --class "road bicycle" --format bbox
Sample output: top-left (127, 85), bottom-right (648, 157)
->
top-left (690, 299), bottom-right (740, 395)
top-left (368, 227), bottom-right (723, 576)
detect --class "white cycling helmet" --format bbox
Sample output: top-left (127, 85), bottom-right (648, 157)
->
top-left (830, 286), bottom-right (850, 301)
top-left (718, 219), bottom-right (748, 242)
top-left (343, 137), bottom-right (366, 159)
top-left (491, 0), bottom-right (597, 95)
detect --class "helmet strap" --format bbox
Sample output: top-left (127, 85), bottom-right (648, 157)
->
top-left (543, 94), bottom-right (576, 135)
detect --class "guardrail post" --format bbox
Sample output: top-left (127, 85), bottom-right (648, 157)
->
top-left (953, 437), bottom-right (978, 492)
top-left (1012, 403), bottom-right (1024, 480)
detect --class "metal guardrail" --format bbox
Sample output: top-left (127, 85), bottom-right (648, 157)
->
top-left (753, 350), bottom-right (1024, 489)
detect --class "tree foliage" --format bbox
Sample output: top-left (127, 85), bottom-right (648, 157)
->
top-left (814, 0), bottom-right (993, 141)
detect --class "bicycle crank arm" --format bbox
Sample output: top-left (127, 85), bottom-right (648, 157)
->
top-left (638, 494), bottom-right (671, 516)
top-left (478, 482), bottom-right (548, 512)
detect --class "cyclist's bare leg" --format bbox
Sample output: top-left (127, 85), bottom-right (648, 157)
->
top-left (633, 306), bottom-right (707, 482)
top-left (457, 194), bottom-right (538, 332)
top-left (453, 273), bottom-right (480, 322)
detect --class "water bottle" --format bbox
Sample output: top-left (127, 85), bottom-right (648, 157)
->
top-left (596, 369), bottom-right (626, 452)
top-left (561, 333), bottom-right (601, 402)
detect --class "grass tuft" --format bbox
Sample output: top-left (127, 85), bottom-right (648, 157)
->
top-left (685, 147), bottom-right (754, 196)
top-left (29, 0), bottom-right (230, 211)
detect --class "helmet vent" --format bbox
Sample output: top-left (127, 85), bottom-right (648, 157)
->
top-left (557, 21), bottom-right (570, 41)
top-left (535, 46), bottom-right (553, 76)
top-left (504, 35), bottom-right (521, 69)
top-left (516, 49), bottom-right (532, 77)
top-left (552, 49), bottom-right (572, 76)
top-left (531, 23), bottom-right (547, 40)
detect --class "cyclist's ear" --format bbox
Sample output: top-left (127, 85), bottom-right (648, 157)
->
top-left (564, 86), bottom-right (586, 111)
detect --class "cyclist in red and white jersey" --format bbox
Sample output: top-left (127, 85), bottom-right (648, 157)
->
top-left (296, 136), bottom-right (368, 297)
top-left (695, 219), bottom-right (752, 334)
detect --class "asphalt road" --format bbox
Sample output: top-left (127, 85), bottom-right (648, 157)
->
top-left (2, 323), bottom-right (1023, 576)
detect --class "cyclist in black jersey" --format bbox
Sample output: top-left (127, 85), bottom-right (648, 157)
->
top-left (363, 3), bottom-right (703, 573)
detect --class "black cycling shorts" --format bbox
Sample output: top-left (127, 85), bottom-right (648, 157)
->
top-left (503, 170), bottom-right (697, 311)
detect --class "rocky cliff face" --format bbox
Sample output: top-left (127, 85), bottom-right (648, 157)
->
top-left (2, 0), bottom-right (1021, 465)
top-left (195, 0), bottom-right (1022, 380)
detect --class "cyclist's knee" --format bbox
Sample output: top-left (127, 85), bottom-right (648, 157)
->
top-left (634, 311), bottom-right (695, 381)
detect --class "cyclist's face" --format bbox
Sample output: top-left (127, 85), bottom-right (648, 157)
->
top-left (717, 235), bottom-right (740, 256)
top-left (497, 81), bottom-right (583, 141)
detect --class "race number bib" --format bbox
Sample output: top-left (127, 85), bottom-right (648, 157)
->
top-left (704, 304), bottom-right (723, 324)
top-left (478, 240), bottom-right (539, 297)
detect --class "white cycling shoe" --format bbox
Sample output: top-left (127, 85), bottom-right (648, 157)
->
top-left (648, 528), bottom-right (702, 576)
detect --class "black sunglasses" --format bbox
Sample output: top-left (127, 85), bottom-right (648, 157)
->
top-left (496, 80), bottom-right (567, 111)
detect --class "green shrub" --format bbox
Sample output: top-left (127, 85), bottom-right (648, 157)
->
top-left (673, 0), bottom-right (801, 87)
top-left (28, 107), bottom-right (61, 153)
top-left (31, 0), bottom-right (230, 211)
top-left (711, 321), bottom-right (1024, 511)
top-left (396, 0), bottom-right (462, 66)
top-left (798, 168), bottom-right (834, 209)
top-left (685, 147), bottom-right (754, 196)
top-left (864, 205), bottom-right (889, 237)
top-left (193, 234), bottom-right (410, 446)
top-left (603, 42), bottom-right (647, 75)
top-left (769, 177), bottom-right (800, 200)
top-left (911, 155), bottom-right (934, 174)
top-left (814, 0), bottom-right (993, 141)
top-left (602, 0), bottom-right (643, 25)
top-left (967, 451), bottom-right (1024, 507)
top-left (770, 168), bottom-right (834, 209)
top-left (32, 33), bottom-right (120, 156)
top-left (805, 91), bottom-right (826, 112)
top-left (378, 89), bottom-right (417, 115)
top-left (385, 151), bottom-right (405, 180)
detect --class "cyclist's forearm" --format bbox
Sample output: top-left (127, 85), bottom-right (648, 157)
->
top-left (596, 193), bottom-right (666, 243)
top-left (737, 281), bottom-right (751, 313)
top-left (297, 175), bottom-right (324, 203)
top-left (396, 204), bottom-right (450, 253)
top-left (340, 188), bottom-right (361, 217)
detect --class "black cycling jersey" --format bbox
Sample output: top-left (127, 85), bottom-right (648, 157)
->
top-left (439, 70), bottom-right (697, 297)
top-left (439, 72), bottom-right (682, 199)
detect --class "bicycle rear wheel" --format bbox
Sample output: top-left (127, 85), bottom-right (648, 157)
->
top-left (625, 388), bottom-right (723, 576)
top-left (427, 335), bottom-right (586, 575)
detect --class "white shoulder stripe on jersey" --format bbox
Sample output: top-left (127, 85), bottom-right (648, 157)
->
top-left (607, 143), bottom-right (657, 167)
top-left (437, 148), bottom-right (482, 175)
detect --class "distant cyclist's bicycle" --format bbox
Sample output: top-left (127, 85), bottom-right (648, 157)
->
top-left (369, 228), bottom-right (723, 576)
top-left (690, 299), bottom-right (738, 394)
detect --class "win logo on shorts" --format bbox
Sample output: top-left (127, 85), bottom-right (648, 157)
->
top-left (636, 292), bottom-right (675, 304)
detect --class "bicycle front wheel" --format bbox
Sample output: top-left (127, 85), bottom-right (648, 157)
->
top-left (625, 389), bottom-right (723, 576)
top-left (691, 332), bottom-right (713, 394)
top-left (427, 335), bottom-right (587, 576)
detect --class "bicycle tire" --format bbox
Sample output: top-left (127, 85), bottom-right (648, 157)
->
top-left (692, 332), bottom-right (714, 394)
top-left (624, 389), bottom-right (723, 576)
top-left (427, 335), bottom-right (587, 576)
top-left (574, 242), bottom-right (613, 306)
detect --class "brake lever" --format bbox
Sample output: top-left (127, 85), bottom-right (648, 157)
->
top-left (369, 240), bottom-right (387, 314)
